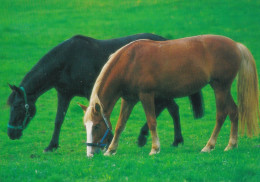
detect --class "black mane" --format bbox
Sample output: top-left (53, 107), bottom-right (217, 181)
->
top-left (7, 91), bottom-right (15, 105)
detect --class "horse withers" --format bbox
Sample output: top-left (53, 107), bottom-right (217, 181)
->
top-left (7, 33), bottom-right (204, 152)
top-left (83, 35), bottom-right (259, 157)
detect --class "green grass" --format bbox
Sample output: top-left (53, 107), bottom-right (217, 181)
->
top-left (0, 0), bottom-right (260, 181)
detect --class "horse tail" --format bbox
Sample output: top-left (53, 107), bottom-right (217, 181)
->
top-left (237, 43), bottom-right (259, 137)
top-left (189, 91), bottom-right (204, 119)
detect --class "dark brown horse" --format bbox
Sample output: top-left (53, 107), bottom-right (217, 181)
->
top-left (83, 35), bottom-right (259, 156)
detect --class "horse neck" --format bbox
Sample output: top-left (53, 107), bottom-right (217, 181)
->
top-left (92, 74), bottom-right (122, 118)
top-left (19, 55), bottom-right (57, 102)
top-left (98, 84), bottom-right (121, 118)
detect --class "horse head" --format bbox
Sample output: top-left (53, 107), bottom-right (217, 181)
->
top-left (7, 84), bottom-right (36, 140)
top-left (79, 102), bottom-right (113, 157)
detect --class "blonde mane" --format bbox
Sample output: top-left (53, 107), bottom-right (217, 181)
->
top-left (88, 51), bottom-right (118, 110)
top-left (89, 39), bottom-right (147, 108)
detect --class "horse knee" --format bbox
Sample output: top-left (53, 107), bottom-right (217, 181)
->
top-left (147, 120), bottom-right (157, 131)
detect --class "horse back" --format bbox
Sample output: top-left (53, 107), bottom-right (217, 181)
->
top-left (45, 34), bottom-right (168, 97)
top-left (114, 35), bottom-right (241, 97)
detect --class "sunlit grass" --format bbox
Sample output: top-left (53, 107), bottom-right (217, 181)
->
top-left (0, 0), bottom-right (259, 181)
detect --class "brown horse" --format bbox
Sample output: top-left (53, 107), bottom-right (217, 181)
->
top-left (83, 35), bottom-right (259, 156)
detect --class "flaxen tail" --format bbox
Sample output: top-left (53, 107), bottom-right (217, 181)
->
top-left (237, 43), bottom-right (259, 136)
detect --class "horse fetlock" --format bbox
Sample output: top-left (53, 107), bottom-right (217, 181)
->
top-left (224, 143), bottom-right (238, 151)
top-left (172, 137), bottom-right (184, 147)
top-left (201, 144), bottom-right (215, 153)
top-left (43, 144), bottom-right (59, 152)
top-left (104, 149), bottom-right (117, 156)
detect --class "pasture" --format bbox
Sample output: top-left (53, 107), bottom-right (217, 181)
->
top-left (0, 0), bottom-right (259, 181)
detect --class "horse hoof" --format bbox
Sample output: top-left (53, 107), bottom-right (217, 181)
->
top-left (104, 149), bottom-right (116, 156)
top-left (224, 144), bottom-right (238, 151)
top-left (87, 153), bottom-right (94, 158)
top-left (43, 147), bottom-right (56, 153)
top-left (43, 143), bottom-right (59, 153)
top-left (172, 138), bottom-right (184, 147)
top-left (149, 148), bottom-right (160, 155)
top-left (137, 135), bottom-right (148, 147)
top-left (201, 146), bottom-right (214, 153)
top-left (104, 151), bottom-right (111, 156)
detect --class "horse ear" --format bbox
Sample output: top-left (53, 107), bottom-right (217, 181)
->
top-left (94, 103), bottom-right (101, 113)
top-left (8, 83), bottom-right (15, 91)
top-left (8, 84), bottom-right (23, 95)
top-left (77, 103), bottom-right (88, 113)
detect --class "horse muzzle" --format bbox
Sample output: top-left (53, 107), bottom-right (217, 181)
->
top-left (87, 146), bottom-right (101, 157)
top-left (8, 128), bottom-right (22, 140)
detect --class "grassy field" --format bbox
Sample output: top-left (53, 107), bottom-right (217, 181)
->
top-left (0, 0), bottom-right (260, 181)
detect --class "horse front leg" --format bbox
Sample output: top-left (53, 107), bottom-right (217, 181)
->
top-left (104, 99), bottom-right (136, 156)
top-left (224, 94), bottom-right (238, 151)
top-left (44, 92), bottom-right (71, 152)
top-left (137, 99), bottom-right (166, 147)
top-left (166, 100), bottom-right (184, 146)
top-left (139, 92), bottom-right (160, 155)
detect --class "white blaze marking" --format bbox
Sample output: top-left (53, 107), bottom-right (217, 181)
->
top-left (86, 121), bottom-right (93, 157)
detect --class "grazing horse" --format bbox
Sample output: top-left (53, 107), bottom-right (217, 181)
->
top-left (83, 35), bottom-right (259, 157)
top-left (7, 33), bottom-right (204, 152)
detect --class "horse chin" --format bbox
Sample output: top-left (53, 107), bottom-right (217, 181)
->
top-left (7, 129), bottom-right (22, 140)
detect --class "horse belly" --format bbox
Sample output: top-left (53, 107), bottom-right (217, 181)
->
top-left (156, 70), bottom-right (209, 98)
top-left (154, 56), bottom-right (210, 98)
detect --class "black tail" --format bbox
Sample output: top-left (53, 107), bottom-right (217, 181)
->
top-left (189, 91), bottom-right (204, 119)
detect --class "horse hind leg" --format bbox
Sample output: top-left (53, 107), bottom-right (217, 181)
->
top-left (224, 94), bottom-right (238, 151)
top-left (201, 88), bottom-right (229, 152)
